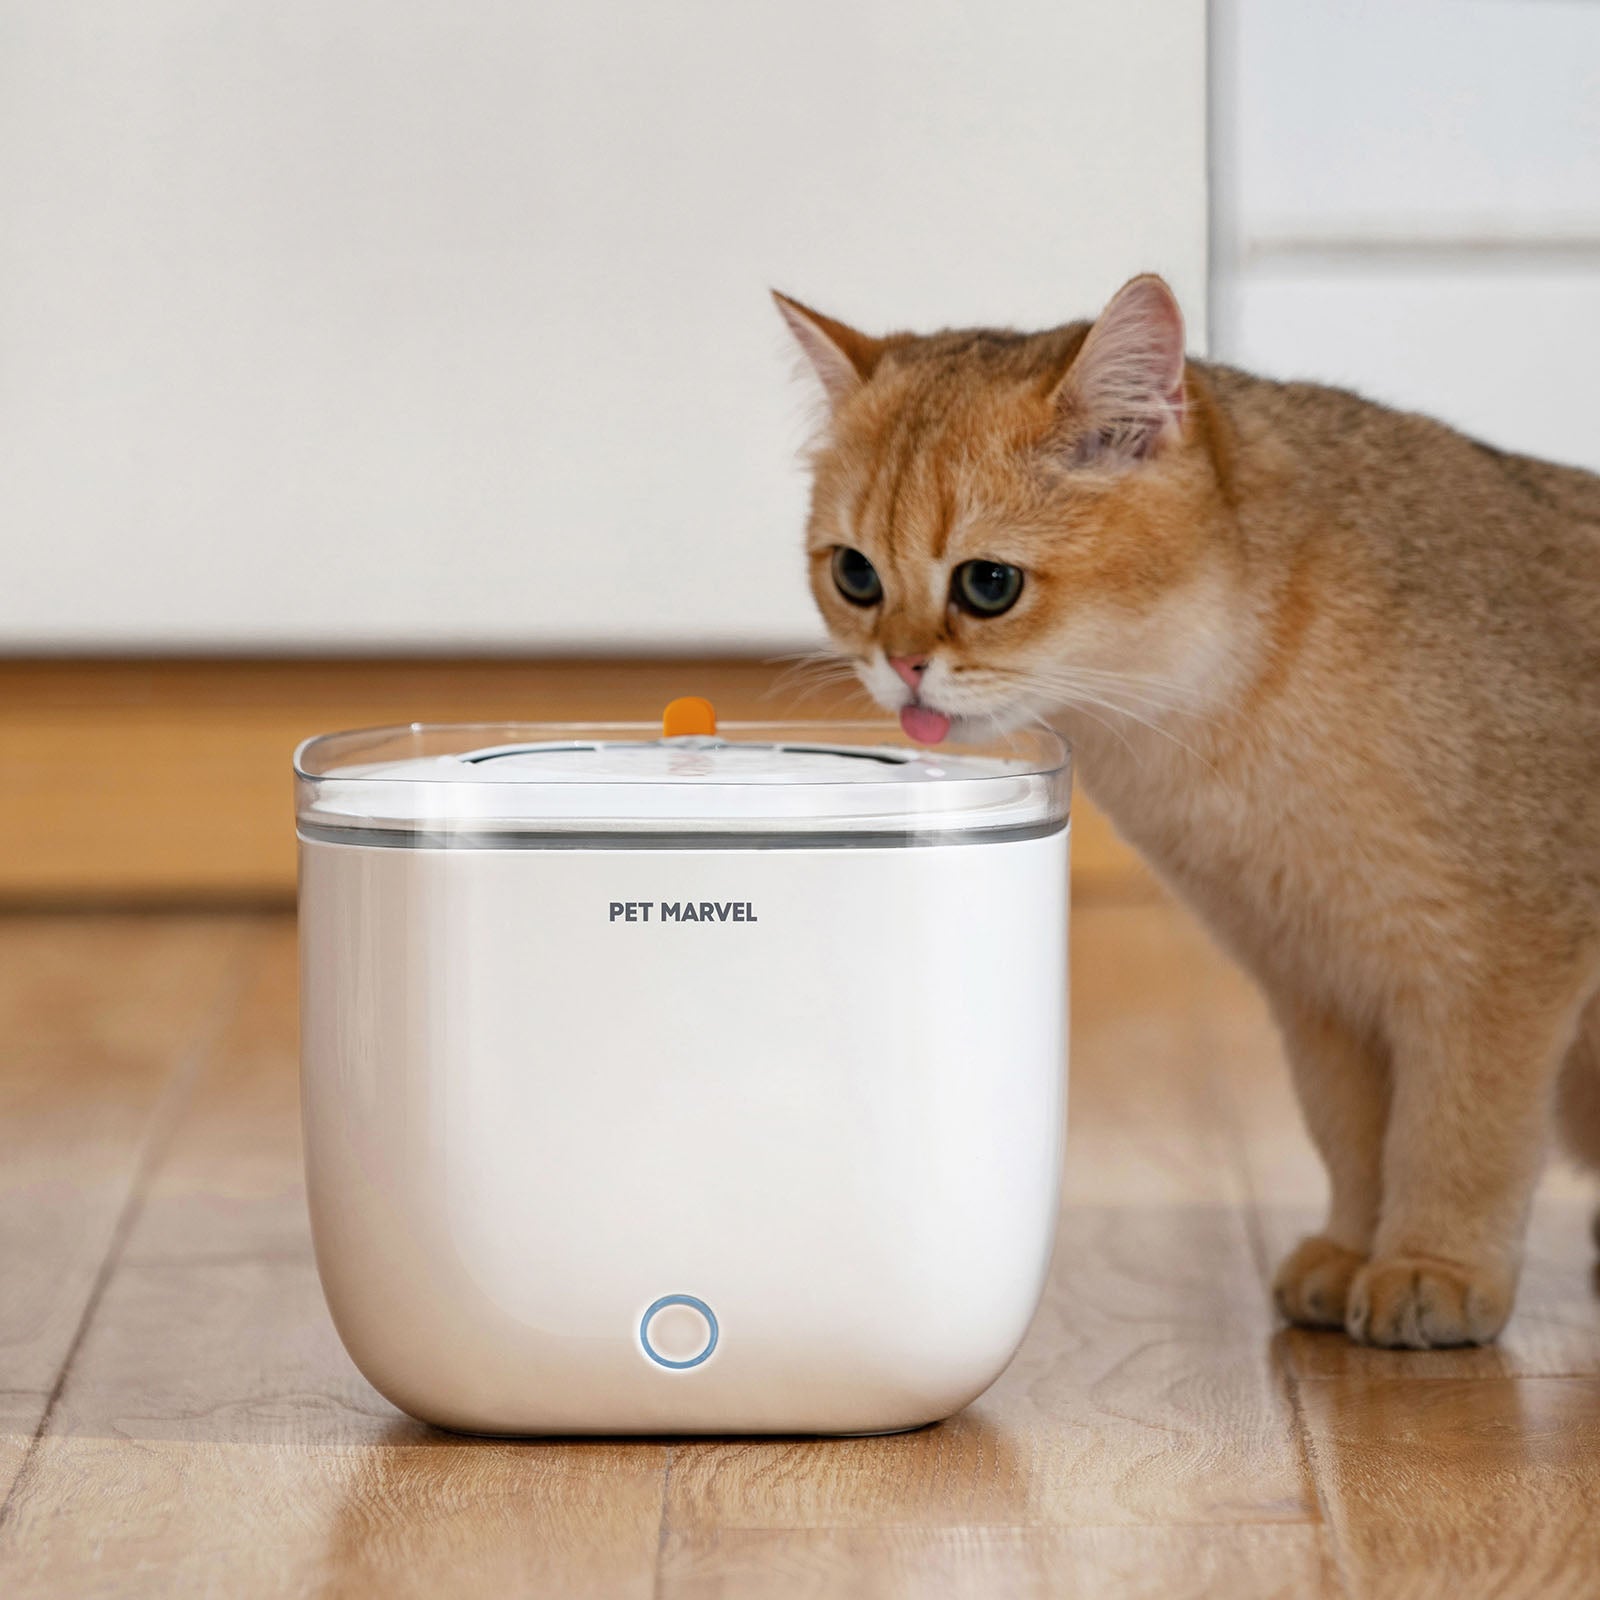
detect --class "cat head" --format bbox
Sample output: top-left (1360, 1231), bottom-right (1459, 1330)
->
top-left (775, 275), bottom-right (1237, 745)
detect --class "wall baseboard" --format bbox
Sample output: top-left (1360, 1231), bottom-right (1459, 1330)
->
top-left (0, 658), bottom-right (1150, 904)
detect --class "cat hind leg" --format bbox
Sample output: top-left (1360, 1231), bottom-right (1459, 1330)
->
top-left (1352, 969), bottom-right (1595, 1348)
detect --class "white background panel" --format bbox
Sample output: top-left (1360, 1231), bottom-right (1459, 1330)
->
top-left (1229, 0), bottom-right (1600, 244)
top-left (1228, 265), bottom-right (1600, 474)
top-left (0, 1), bottom-right (1207, 652)
top-left (1217, 0), bottom-right (1600, 476)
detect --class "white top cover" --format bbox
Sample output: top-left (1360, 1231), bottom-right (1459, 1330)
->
top-left (295, 722), bottom-right (1070, 846)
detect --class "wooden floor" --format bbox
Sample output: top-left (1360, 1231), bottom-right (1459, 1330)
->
top-left (2, 903), bottom-right (1599, 1598)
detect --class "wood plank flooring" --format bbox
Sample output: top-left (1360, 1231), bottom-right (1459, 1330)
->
top-left (1, 902), bottom-right (1597, 1597)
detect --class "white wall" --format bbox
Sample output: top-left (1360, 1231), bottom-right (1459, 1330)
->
top-left (1213, 0), bottom-right (1600, 473)
top-left (0, 1), bottom-right (1209, 653)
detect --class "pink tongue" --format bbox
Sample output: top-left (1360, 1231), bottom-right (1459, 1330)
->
top-left (899, 704), bottom-right (953, 745)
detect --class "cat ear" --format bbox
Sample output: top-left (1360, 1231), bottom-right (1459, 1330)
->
top-left (1053, 274), bottom-right (1188, 465)
top-left (771, 291), bottom-right (884, 410)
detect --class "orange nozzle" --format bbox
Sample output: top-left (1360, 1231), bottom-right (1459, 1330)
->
top-left (662, 696), bottom-right (717, 738)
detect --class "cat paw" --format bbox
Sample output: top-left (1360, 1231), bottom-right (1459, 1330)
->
top-left (1345, 1255), bottom-right (1512, 1348)
top-left (1273, 1235), bottom-right (1366, 1328)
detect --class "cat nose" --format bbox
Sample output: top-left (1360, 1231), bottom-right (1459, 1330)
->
top-left (888, 654), bottom-right (930, 690)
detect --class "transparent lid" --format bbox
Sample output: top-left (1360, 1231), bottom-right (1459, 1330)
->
top-left (294, 720), bottom-right (1070, 849)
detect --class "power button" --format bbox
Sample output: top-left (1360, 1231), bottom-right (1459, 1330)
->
top-left (640, 1293), bottom-right (718, 1369)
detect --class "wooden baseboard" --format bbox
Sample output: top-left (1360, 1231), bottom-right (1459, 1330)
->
top-left (0, 658), bottom-right (1150, 903)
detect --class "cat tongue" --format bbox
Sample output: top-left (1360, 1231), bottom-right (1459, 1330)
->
top-left (899, 704), bottom-right (952, 745)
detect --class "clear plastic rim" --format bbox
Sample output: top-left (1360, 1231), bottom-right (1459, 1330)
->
top-left (293, 720), bottom-right (1071, 786)
top-left (293, 720), bottom-right (1071, 848)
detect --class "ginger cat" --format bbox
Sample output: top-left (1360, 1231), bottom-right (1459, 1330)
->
top-left (775, 275), bottom-right (1600, 1348)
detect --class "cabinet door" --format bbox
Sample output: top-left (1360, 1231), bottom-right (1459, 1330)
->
top-left (1215, 0), bottom-right (1600, 472)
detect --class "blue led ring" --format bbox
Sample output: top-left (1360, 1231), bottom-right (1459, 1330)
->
top-left (639, 1293), bottom-right (719, 1369)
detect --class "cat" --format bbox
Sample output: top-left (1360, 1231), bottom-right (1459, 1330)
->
top-left (775, 274), bottom-right (1600, 1349)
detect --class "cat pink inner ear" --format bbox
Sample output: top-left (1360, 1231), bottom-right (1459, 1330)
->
top-left (772, 291), bottom-right (883, 409)
top-left (1055, 274), bottom-right (1188, 464)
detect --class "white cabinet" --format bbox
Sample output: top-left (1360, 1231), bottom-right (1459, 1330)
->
top-left (1215, 0), bottom-right (1600, 470)
top-left (0, 1), bottom-right (1207, 651)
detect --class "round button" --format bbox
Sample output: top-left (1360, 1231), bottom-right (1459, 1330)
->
top-left (661, 696), bottom-right (717, 738)
top-left (640, 1293), bottom-right (718, 1369)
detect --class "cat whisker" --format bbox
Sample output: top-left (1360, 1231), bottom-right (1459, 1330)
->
top-left (972, 663), bottom-right (1222, 735)
top-left (764, 648), bottom-right (851, 669)
top-left (1051, 695), bottom-right (1142, 762)
top-left (981, 676), bottom-right (1143, 761)
top-left (771, 659), bottom-right (857, 686)
top-left (978, 663), bottom-right (1217, 722)
top-left (1051, 663), bottom-right (1204, 696)
top-left (1049, 679), bottom-right (1209, 722)
top-left (1076, 692), bottom-right (1220, 776)
top-left (764, 653), bottom-right (876, 712)
top-left (1061, 683), bottom-right (1218, 727)
top-left (766, 648), bottom-right (852, 674)
top-left (774, 678), bottom-right (869, 710)
top-left (959, 665), bottom-right (1225, 780)
top-left (766, 650), bottom-right (864, 700)
top-left (1060, 686), bottom-right (1224, 782)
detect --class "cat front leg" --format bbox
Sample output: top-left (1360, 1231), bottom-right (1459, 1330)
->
top-left (1270, 1000), bottom-right (1388, 1329)
top-left (1347, 975), bottom-right (1593, 1349)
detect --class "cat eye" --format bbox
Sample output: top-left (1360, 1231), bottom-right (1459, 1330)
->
top-left (831, 546), bottom-right (883, 607)
top-left (952, 560), bottom-right (1024, 618)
